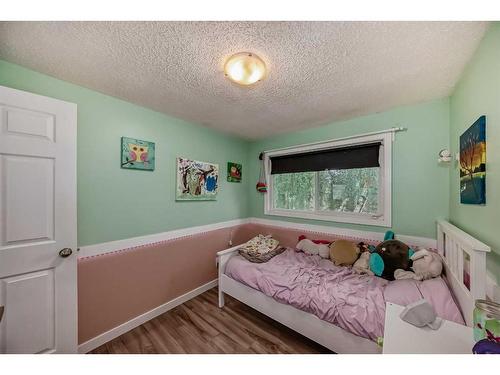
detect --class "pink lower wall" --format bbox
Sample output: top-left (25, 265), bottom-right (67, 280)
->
top-left (244, 223), bottom-right (381, 248)
top-left (78, 222), bottom-right (427, 344)
top-left (77, 225), bottom-right (254, 344)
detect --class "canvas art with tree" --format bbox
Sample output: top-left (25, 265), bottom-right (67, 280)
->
top-left (460, 116), bottom-right (486, 205)
top-left (176, 157), bottom-right (219, 200)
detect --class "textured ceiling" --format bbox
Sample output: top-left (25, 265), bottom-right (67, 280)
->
top-left (0, 21), bottom-right (488, 139)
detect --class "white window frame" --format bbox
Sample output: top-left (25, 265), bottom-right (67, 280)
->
top-left (263, 132), bottom-right (392, 227)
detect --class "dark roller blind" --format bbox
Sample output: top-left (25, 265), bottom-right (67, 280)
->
top-left (270, 142), bottom-right (381, 174)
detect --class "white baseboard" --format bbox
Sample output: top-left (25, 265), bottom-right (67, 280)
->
top-left (249, 217), bottom-right (437, 249)
top-left (77, 279), bottom-right (218, 353)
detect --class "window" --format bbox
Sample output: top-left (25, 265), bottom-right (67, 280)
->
top-left (264, 132), bottom-right (392, 226)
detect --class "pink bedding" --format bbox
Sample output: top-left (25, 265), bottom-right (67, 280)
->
top-left (224, 248), bottom-right (464, 341)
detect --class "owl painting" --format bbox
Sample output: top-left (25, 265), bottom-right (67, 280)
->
top-left (121, 137), bottom-right (155, 171)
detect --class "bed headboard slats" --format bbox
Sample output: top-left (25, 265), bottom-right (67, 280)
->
top-left (437, 220), bottom-right (490, 326)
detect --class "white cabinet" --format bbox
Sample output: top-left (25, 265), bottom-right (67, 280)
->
top-left (383, 302), bottom-right (474, 354)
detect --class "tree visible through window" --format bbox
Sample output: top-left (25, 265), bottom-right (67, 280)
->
top-left (273, 172), bottom-right (315, 211)
top-left (273, 167), bottom-right (379, 214)
top-left (266, 132), bottom-right (392, 226)
top-left (318, 167), bottom-right (378, 213)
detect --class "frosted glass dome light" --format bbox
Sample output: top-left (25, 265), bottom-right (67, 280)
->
top-left (224, 52), bottom-right (266, 86)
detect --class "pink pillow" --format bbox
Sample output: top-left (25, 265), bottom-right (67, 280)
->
top-left (384, 279), bottom-right (422, 306)
top-left (418, 277), bottom-right (465, 325)
top-left (384, 277), bottom-right (465, 325)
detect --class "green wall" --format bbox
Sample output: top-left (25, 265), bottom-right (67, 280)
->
top-left (2, 22), bottom-right (499, 284)
top-left (450, 22), bottom-right (500, 281)
top-left (247, 98), bottom-right (451, 240)
top-left (0, 60), bottom-right (249, 246)
top-left (0, 58), bottom-right (452, 246)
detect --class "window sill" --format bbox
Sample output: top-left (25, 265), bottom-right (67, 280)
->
top-left (264, 208), bottom-right (391, 227)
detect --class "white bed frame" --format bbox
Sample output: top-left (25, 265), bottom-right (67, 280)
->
top-left (217, 220), bottom-right (490, 354)
top-left (437, 220), bottom-right (490, 326)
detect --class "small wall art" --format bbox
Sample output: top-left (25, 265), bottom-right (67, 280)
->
top-left (460, 116), bottom-right (486, 205)
top-left (121, 137), bottom-right (155, 171)
top-left (176, 157), bottom-right (219, 200)
top-left (227, 162), bottom-right (242, 182)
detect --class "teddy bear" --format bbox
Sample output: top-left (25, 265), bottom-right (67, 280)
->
top-left (394, 248), bottom-right (442, 281)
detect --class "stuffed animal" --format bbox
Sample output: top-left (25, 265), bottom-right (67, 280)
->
top-left (394, 249), bottom-right (442, 281)
top-left (352, 252), bottom-right (373, 275)
top-left (384, 231), bottom-right (395, 241)
top-left (375, 239), bottom-right (413, 280)
top-left (353, 232), bottom-right (414, 279)
top-left (358, 241), bottom-right (377, 253)
top-left (369, 252), bottom-right (385, 276)
top-left (298, 235), bottom-right (331, 245)
top-left (352, 245), bottom-right (384, 276)
top-left (329, 240), bottom-right (360, 266)
top-left (296, 238), bottom-right (330, 258)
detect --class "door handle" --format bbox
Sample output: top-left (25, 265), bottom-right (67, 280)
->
top-left (59, 248), bottom-right (73, 258)
top-left (0, 306), bottom-right (4, 323)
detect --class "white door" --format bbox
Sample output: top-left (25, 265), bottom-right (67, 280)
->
top-left (0, 86), bottom-right (77, 354)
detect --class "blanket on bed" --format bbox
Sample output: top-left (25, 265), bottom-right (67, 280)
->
top-left (225, 247), bottom-right (465, 342)
top-left (225, 247), bottom-right (388, 340)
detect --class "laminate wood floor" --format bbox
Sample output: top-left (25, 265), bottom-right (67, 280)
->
top-left (90, 287), bottom-right (332, 354)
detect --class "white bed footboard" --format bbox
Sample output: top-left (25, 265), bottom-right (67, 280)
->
top-left (437, 220), bottom-right (490, 326)
top-left (216, 245), bottom-right (240, 308)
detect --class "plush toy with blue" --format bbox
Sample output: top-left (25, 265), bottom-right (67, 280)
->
top-left (353, 241), bottom-right (384, 276)
top-left (375, 231), bottom-right (415, 280)
top-left (383, 231), bottom-right (415, 257)
top-left (353, 231), bottom-right (415, 278)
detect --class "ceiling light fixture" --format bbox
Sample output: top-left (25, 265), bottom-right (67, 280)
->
top-left (224, 52), bottom-right (266, 86)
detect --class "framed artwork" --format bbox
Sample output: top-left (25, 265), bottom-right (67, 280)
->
top-left (460, 116), bottom-right (486, 205)
top-left (227, 162), bottom-right (242, 182)
top-left (176, 157), bottom-right (219, 200)
top-left (121, 137), bottom-right (155, 171)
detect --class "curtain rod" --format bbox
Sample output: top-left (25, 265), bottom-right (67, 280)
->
top-left (261, 127), bottom-right (406, 156)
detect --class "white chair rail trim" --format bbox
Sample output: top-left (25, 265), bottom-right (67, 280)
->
top-left (78, 217), bottom-right (439, 258)
top-left (78, 218), bottom-right (251, 258)
top-left (250, 217), bottom-right (437, 249)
